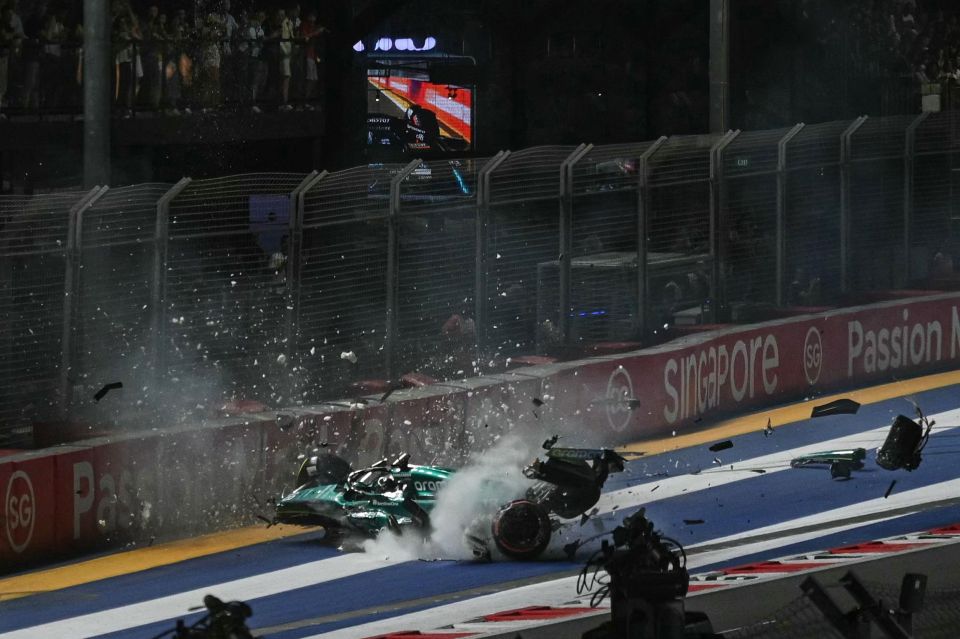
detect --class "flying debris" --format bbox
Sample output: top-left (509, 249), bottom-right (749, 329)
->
top-left (708, 440), bottom-right (733, 452)
top-left (93, 382), bottom-right (123, 402)
top-left (588, 396), bottom-right (641, 410)
top-left (791, 448), bottom-right (866, 479)
top-left (379, 382), bottom-right (403, 403)
top-left (683, 519), bottom-right (705, 525)
top-left (763, 418), bottom-right (774, 437)
top-left (830, 462), bottom-right (852, 480)
top-left (542, 434), bottom-right (559, 449)
top-left (563, 540), bottom-right (581, 559)
top-left (340, 350), bottom-right (358, 364)
top-left (532, 397), bottom-right (545, 407)
top-left (580, 507), bottom-right (599, 526)
top-left (884, 480), bottom-right (897, 499)
top-left (876, 411), bottom-right (933, 471)
top-left (810, 398), bottom-right (861, 418)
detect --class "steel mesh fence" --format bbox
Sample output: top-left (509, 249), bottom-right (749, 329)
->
top-left (1, 117), bottom-right (959, 439)
top-left (647, 134), bottom-right (716, 256)
top-left (848, 115), bottom-right (916, 291)
top-left (0, 190), bottom-right (85, 445)
top-left (297, 165), bottom-right (398, 399)
top-left (72, 185), bottom-right (170, 423)
top-left (486, 146), bottom-right (575, 356)
top-left (783, 120), bottom-right (850, 305)
top-left (563, 143), bottom-right (651, 344)
top-left (721, 128), bottom-right (790, 308)
top-left (164, 173), bottom-right (308, 409)
top-left (645, 134), bottom-right (717, 327)
top-left (395, 159), bottom-right (486, 378)
top-left (913, 111), bottom-right (960, 281)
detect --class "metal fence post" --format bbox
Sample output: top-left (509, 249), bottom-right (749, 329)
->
top-left (386, 159), bottom-right (422, 380)
top-left (475, 151), bottom-right (509, 354)
top-left (903, 113), bottom-right (929, 287)
top-left (58, 186), bottom-right (109, 414)
top-left (710, 129), bottom-right (740, 321)
top-left (776, 123), bottom-right (805, 306)
top-left (286, 171), bottom-right (323, 382)
top-left (637, 136), bottom-right (667, 337)
top-left (840, 116), bottom-right (868, 295)
top-left (152, 178), bottom-right (191, 384)
top-left (558, 143), bottom-right (592, 345)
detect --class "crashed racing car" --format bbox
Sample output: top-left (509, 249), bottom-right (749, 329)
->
top-left (274, 445), bottom-right (626, 560)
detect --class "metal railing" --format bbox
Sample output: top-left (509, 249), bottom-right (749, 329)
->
top-left (4, 112), bottom-right (960, 445)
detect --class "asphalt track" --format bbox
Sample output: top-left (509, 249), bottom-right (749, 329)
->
top-left (4, 372), bottom-right (960, 638)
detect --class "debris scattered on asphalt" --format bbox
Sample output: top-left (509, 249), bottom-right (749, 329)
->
top-left (811, 398), bottom-right (861, 418)
top-left (884, 480), bottom-right (897, 499)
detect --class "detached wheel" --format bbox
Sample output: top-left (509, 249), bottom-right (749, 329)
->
top-left (491, 499), bottom-right (552, 560)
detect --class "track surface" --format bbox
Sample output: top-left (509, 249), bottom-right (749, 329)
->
top-left (4, 374), bottom-right (960, 638)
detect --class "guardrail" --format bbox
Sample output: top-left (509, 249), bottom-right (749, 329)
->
top-left (4, 113), bottom-right (960, 446)
top-left (3, 291), bottom-right (960, 570)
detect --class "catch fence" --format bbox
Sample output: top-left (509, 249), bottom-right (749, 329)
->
top-left (3, 112), bottom-right (960, 444)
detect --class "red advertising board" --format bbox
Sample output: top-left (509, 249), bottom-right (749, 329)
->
top-left (548, 293), bottom-right (960, 440)
top-left (0, 453), bottom-right (57, 565)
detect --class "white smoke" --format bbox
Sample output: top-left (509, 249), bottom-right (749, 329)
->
top-left (362, 433), bottom-right (539, 560)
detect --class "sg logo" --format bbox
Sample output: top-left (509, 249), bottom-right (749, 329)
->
top-left (803, 326), bottom-right (823, 385)
top-left (6, 470), bottom-right (35, 553)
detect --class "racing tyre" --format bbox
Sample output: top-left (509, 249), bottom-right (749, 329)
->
top-left (296, 454), bottom-right (352, 488)
top-left (491, 499), bottom-right (552, 560)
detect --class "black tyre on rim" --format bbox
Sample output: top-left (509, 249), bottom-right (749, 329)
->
top-left (491, 499), bottom-right (552, 560)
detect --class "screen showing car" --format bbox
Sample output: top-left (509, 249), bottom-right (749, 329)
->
top-left (367, 75), bottom-right (473, 154)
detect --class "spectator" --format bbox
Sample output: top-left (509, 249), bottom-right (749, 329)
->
top-left (215, 0), bottom-right (239, 105)
top-left (18, 0), bottom-right (43, 111)
top-left (0, 3), bottom-right (22, 120)
top-left (242, 11), bottom-right (266, 113)
top-left (298, 8), bottom-right (326, 109)
top-left (140, 6), bottom-right (163, 111)
top-left (167, 10), bottom-right (190, 114)
top-left (200, 13), bottom-right (222, 111)
top-left (112, 10), bottom-right (139, 117)
top-left (271, 8), bottom-right (294, 111)
top-left (39, 10), bottom-right (64, 110)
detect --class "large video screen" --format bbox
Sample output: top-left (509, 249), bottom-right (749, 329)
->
top-left (367, 75), bottom-right (473, 155)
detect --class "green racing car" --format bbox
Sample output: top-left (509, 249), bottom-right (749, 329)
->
top-left (274, 445), bottom-right (627, 560)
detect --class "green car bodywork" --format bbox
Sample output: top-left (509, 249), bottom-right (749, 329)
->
top-left (275, 455), bottom-right (455, 534)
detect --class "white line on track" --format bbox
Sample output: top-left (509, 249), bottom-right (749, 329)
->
top-left (0, 554), bottom-right (404, 639)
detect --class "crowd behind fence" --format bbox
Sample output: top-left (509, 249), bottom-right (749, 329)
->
top-left (3, 111), bottom-right (960, 446)
top-left (0, 0), bottom-right (335, 117)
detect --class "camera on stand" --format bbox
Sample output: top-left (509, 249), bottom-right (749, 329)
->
top-left (580, 508), bottom-right (719, 639)
top-left (150, 594), bottom-right (255, 639)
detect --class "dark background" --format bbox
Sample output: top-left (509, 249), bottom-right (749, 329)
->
top-left (0, 0), bottom-right (951, 191)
